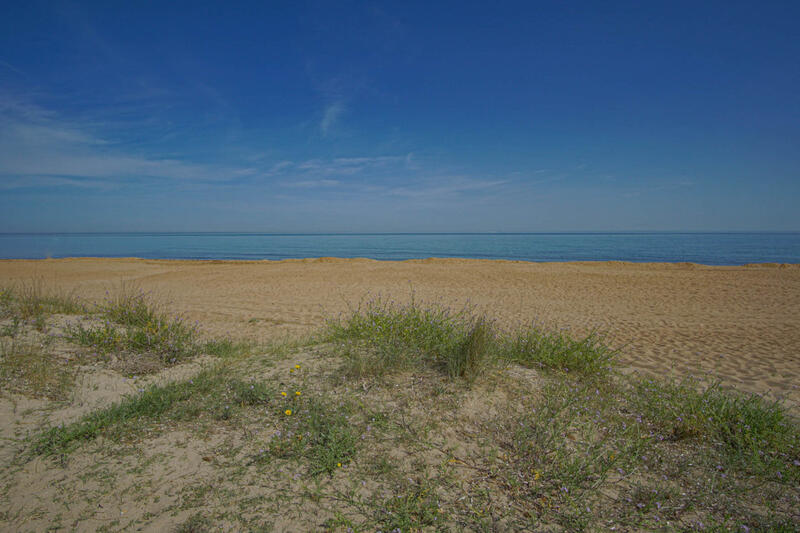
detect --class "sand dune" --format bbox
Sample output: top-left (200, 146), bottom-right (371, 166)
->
top-left (2, 257), bottom-right (799, 407)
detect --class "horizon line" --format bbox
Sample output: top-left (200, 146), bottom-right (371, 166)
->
top-left (2, 230), bottom-right (800, 236)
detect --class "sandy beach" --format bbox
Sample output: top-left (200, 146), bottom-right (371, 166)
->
top-left (1, 257), bottom-right (798, 407)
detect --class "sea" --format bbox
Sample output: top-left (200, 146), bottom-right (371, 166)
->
top-left (1, 232), bottom-right (799, 266)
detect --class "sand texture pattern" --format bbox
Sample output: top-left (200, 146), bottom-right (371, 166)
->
top-left (1, 257), bottom-right (799, 407)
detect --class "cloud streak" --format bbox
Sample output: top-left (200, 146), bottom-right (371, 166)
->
top-left (320, 101), bottom-right (345, 137)
top-left (385, 178), bottom-right (508, 199)
top-left (0, 93), bottom-right (255, 187)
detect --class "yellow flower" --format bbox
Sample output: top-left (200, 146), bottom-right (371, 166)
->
top-left (337, 462), bottom-right (342, 467)
top-left (281, 391), bottom-right (287, 397)
top-left (295, 391), bottom-right (301, 396)
top-left (284, 409), bottom-right (292, 416)
top-left (534, 471), bottom-right (541, 480)
top-left (294, 364), bottom-right (301, 369)
top-left (289, 368), bottom-right (294, 373)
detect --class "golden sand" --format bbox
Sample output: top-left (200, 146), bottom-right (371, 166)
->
top-left (2, 257), bottom-right (798, 406)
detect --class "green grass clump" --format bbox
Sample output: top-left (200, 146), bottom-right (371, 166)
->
top-left (96, 288), bottom-right (198, 361)
top-left (65, 288), bottom-right (247, 364)
top-left (0, 281), bottom-right (84, 330)
top-left (326, 299), bottom-right (497, 380)
top-left (0, 287), bottom-right (14, 316)
top-left (201, 337), bottom-right (254, 359)
top-left (629, 377), bottom-right (800, 478)
top-left (301, 397), bottom-right (360, 475)
top-left (17, 280), bottom-right (84, 316)
top-left (499, 380), bottom-right (643, 515)
top-left (98, 287), bottom-right (164, 328)
top-left (255, 395), bottom-right (359, 476)
top-left (374, 479), bottom-right (443, 531)
top-left (32, 366), bottom-right (274, 456)
top-left (448, 317), bottom-right (496, 379)
top-left (0, 336), bottom-right (73, 400)
top-left (327, 299), bottom-right (616, 380)
top-left (65, 317), bottom-right (197, 364)
top-left (327, 299), bottom-right (465, 360)
top-left (502, 327), bottom-right (615, 377)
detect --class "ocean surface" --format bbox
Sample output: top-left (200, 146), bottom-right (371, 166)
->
top-left (0, 233), bottom-right (798, 266)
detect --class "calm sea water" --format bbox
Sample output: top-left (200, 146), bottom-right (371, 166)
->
top-left (0, 233), bottom-right (798, 266)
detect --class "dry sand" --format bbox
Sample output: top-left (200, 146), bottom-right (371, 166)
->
top-left (1, 257), bottom-right (799, 407)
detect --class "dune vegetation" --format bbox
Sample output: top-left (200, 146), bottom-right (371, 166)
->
top-left (0, 283), bottom-right (798, 531)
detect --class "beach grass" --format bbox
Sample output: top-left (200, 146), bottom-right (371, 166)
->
top-left (629, 376), bottom-right (800, 479)
top-left (32, 364), bottom-right (274, 456)
top-left (501, 326), bottom-right (615, 376)
top-left (325, 298), bottom-right (614, 380)
top-left (0, 280), bottom-right (84, 331)
top-left (64, 287), bottom-right (200, 363)
top-left (62, 286), bottom-right (253, 367)
top-left (3, 290), bottom-right (798, 531)
top-left (0, 335), bottom-right (73, 400)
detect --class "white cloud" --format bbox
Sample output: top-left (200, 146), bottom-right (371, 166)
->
top-left (386, 178), bottom-right (508, 199)
top-left (273, 155), bottom-right (407, 178)
top-left (0, 94), bottom-right (253, 186)
top-left (283, 179), bottom-right (341, 188)
top-left (0, 175), bottom-right (113, 190)
top-left (320, 101), bottom-right (345, 137)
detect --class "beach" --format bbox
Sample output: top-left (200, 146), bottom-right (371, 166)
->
top-left (3, 257), bottom-right (800, 530)
top-left (2, 257), bottom-right (798, 406)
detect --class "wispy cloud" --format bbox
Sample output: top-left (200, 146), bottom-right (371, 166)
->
top-left (265, 155), bottom-right (408, 187)
top-left (0, 93), bottom-right (253, 187)
top-left (283, 178), bottom-right (341, 188)
top-left (0, 175), bottom-right (114, 191)
top-left (386, 178), bottom-right (508, 199)
top-left (0, 60), bottom-right (25, 76)
top-left (294, 155), bottom-right (404, 174)
top-left (320, 101), bottom-right (345, 137)
top-left (620, 179), bottom-right (695, 198)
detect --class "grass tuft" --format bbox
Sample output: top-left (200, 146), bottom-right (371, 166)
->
top-left (254, 395), bottom-right (359, 476)
top-left (502, 327), bottom-right (616, 377)
top-left (629, 377), bottom-right (800, 478)
top-left (0, 336), bottom-right (73, 399)
top-left (327, 299), bottom-right (615, 380)
top-left (201, 337), bottom-right (254, 359)
top-left (326, 299), bottom-right (496, 380)
top-left (0, 280), bottom-right (84, 330)
top-left (449, 316), bottom-right (496, 379)
top-left (65, 287), bottom-right (248, 365)
top-left (32, 366), bottom-right (274, 456)
top-left (375, 478), bottom-right (443, 531)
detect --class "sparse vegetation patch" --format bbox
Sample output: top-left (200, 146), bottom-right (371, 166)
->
top-left (2, 292), bottom-right (798, 531)
top-left (32, 365), bottom-right (274, 456)
top-left (326, 298), bottom-right (614, 380)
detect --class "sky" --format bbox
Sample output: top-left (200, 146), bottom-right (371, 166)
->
top-left (0, 1), bottom-right (798, 232)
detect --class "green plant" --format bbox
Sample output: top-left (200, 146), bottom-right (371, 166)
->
top-left (254, 395), bottom-right (359, 477)
top-left (201, 337), bottom-right (254, 358)
top-left (375, 479), bottom-right (443, 531)
top-left (448, 316), bottom-right (495, 379)
top-left (326, 298), bottom-right (496, 380)
top-left (32, 366), bottom-right (274, 456)
top-left (628, 377), bottom-right (799, 478)
top-left (0, 336), bottom-right (73, 399)
top-left (0, 281), bottom-right (84, 329)
top-left (502, 327), bottom-right (615, 377)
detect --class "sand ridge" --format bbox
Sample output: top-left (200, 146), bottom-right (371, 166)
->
top-left (1, 257), bottom-right (799, 407)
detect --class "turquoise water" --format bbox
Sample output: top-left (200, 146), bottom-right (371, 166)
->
top-left (0, 233), bottom-right (798, 266)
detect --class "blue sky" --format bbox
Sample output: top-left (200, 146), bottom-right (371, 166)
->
top-left (1, 1), bottom-right (798, 232)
